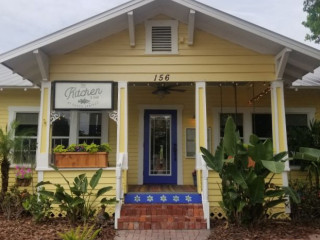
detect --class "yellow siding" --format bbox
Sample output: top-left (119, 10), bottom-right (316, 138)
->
top-left (0, 169), bottom-right (38, 193)
top-left (0, 89), bottom-right (40, 129)
top-left (50, 20), bottom-right (274, 83)
top-left (289, 170), bottom-right (309, 183)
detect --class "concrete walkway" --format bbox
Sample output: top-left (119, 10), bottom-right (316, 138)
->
top-left (114, 230), bottom-right (211, 240)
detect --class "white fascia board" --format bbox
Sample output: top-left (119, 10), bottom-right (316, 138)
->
top-left (173, 0), bottom-right (320, 60)
top-left (0, 0), bottom-right (154, 63)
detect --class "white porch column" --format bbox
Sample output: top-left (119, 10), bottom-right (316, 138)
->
top-left (116, 81), bottom-right (128, 171)
top-left (271, 80), bottom-right (290, 213)
top-left (195, 81), bottom-right (210, 229)
top-left (36, 81), bottom-right (51, 182)
top-left (115, 81), bottom-right (128, 229)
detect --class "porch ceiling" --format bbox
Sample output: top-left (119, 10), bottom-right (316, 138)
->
top-left (0, 0), bottom-right (319, 87)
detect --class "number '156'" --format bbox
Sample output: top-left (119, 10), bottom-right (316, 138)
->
top-left (154, 74), bottom-right (170, 81)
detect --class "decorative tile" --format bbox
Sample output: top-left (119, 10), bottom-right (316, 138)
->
top-left (124, 193), bottom-right (202, 204)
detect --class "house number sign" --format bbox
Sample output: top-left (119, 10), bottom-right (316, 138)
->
top-left (154, 74), bottom-right (170, 81)
top-left (53, 81), bottom-right (113, 110)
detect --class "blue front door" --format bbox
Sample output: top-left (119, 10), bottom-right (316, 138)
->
top-left (143, 110), bottom-right (177, 184)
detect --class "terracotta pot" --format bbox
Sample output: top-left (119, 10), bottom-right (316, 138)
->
top-left (54, 152), bottom-right (108, 168)
top-left (16, 178), bottom-right (32, 187)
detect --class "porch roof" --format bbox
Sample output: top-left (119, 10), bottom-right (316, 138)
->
top-left (0, 0), bottom-right (319, 86)
top-left (0, 64), bottom-right (36, 88)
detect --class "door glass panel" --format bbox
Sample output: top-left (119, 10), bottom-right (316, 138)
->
top-left (149, 115), bottom-right (171, 175)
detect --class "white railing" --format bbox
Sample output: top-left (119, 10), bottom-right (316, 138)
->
top-left (114, 153), bottom-right (126, 229)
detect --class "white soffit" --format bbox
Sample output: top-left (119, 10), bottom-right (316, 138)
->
top-left (0, 0), bottom-right (320, 84)
top-left (0, 64), bottom-right (34, 87)
top-left (293, 67), bottom-right (320, 87)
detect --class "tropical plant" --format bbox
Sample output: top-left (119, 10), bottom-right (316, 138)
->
top-left (200, 116), bottom-right (300, 225)
top-left (0, 121), bottom-right (22, 194)
top-left (22, 190), bottom-right (53, 223)
top-left (58, 224), bottom-right (100, 240)
top-left (53, 143), bottom-right (111, 154)
top-left (293, 147), bottom-right (320, 189)
top-left (37, 165), bottom-right (116, 223)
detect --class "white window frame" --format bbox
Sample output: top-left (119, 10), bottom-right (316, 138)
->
top-left (8, 106), bottom-right (40, 167)
top-left (145, 20), bottom-right (178, 54)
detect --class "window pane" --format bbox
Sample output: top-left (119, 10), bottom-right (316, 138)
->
top-left (286, 114), bottom-right (308, 164)
top-left (186, 128), bottom-right (195, 157)
top-left (14, 113), bottom-right (38, 164)
top-left (52, 111), bottom-right (70, 137)
top-left (15, 113), bottom-right (38, 136)
top-left (220, 113), bottom-right (243, 137)
top-left (14, 138), bottom-right (37, 164)
top-left (79, 112), bottom-right (102, 137)
top-left (252, 114), bottom-right (272, 139)
top-left (286, 114), bottom-right (308, 127)
top-left (78, 138), bottom-right (101, 145)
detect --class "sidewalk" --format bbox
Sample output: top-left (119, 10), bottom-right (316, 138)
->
top-left (114, 230), bottom-right (211, 240)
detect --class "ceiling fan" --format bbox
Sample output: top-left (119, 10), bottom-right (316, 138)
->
top-left (152, 83), bottom-right (186, 97)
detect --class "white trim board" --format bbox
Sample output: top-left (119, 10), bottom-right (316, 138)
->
top-left (138, 105), bottom-right (183, 185)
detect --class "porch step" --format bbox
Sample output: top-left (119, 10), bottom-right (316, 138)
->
top-left (124, 192), bottom-right (202, 204)
top-left (118, 204), bottom-right (207, 230)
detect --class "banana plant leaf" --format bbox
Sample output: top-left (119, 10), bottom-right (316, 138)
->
top-left (261, 160), bottom-right (285, 174)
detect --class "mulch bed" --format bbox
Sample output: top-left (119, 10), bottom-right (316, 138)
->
top-left (0, 214), bottom-right (320, 240)
top-left (0, 215), bottom-right (116, 240)
top-left (209, 219), bottom-right (320, 240)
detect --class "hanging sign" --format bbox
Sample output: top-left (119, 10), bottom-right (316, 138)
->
top-left (53, 81), bottom-right (113, 110)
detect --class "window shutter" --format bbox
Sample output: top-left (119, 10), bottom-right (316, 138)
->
top-left (151, 26), bottom-right (172, 52)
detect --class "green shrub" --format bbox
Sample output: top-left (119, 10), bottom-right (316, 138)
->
top-left (53, 143), bottom-right (111, 154)
top-left (37, 166), bottom-right (116, 224)
top-left (58, 224), bottom-right (100, 240)
top-left (22, 190), bottom-right (53, 222)
top-left (201, 116), bottom-right (300, 225)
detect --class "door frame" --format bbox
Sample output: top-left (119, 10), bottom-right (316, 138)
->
top-left (138, 105), bottom-right (183, 185)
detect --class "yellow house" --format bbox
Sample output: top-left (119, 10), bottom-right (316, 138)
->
top-left (0, 0), bottom-right (320, 230)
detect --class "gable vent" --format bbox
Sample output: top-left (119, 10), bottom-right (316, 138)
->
top-left (152, 26), bottom-right (172, 52)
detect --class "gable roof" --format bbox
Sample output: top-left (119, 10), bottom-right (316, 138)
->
top-left (0, 0), bottom-right (319, 86)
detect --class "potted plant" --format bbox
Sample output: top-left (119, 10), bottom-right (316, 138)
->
top-left (53, 143), bottom-right (111, 168)
top-left (15, 166), bottom-right (32, 186)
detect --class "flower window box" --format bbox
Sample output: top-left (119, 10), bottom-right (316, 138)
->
top-left (53, 143), bottom-right (111, 168)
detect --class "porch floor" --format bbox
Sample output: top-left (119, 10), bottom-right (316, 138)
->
top-left (128, 185), bottom-right (197, 193)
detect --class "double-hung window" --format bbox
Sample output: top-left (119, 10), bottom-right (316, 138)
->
top-left (14, 112), bottom-right (39, 164)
